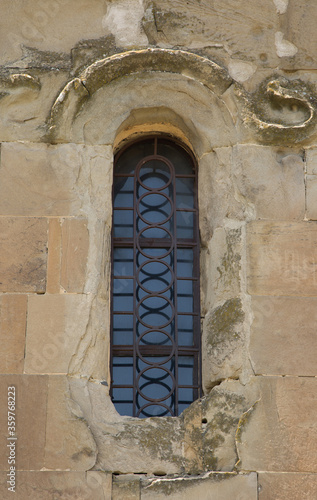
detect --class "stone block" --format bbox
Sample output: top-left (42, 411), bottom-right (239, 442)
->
top-left (202, 298), bottom-right (245, 392)
top-left (0, 375), bottom-right (48, 471)
top-left (0, 217), bottom-right (47, 293)
top-left (0, 142), bottom-right (112, 218)
top-left (24, 294), bottom-right (92, 374)
top-left (237, 377), bottom-right (317, 472)
top-left (112, 474), bottom-right (141, 500)
top-left (306, 148), bottom-right (317, 175)
top-left (142, 0), bottom-right (279, 67)
top-left (44, 376), bottom-right (97, 470)
top-left (198, 149), bottom-right (238, 242)
top-left (60, 218), bottom-right (89, 293)
top-left (281, 1), bottom-right (317, 69)
top-left (141, 473), bottom-right (257, 500)
top-left (0, 0), bottom-right (107, 65)
top-left (47, 218), bottom-right (62, 294)
top-left (69, 377), bottom-right (259, 475)
top-left (247, 221), bottom-right (317, 296)
top-left (0, 295), bottom-right (27, 373)
top-left (306, 175), bottom-right (317, 220)
top-left (233, 146), bottom-right (305, 220)
top-left (0, 471), bottom-right (111, 500)
top-left (201, 225), bottom-right (242, 314)
top-left (250, 297), bottom-right (317, 376)
top-left (258, 472), bottom-right (317, 500)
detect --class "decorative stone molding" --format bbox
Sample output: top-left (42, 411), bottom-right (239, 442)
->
top-left (0, 73), bottom-right (41, 99)
top-left (236, 76), bottom-right (317, 144)
top-left (44, 49), bottom-right (317, 144)
top-left (46, 48), bottom-right (233, 143)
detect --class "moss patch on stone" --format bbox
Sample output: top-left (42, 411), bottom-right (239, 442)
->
top-left (206, 298), bottom-right (244, 348)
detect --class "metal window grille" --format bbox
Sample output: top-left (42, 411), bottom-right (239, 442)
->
top-left (110, 136), bottom-right (201, 417)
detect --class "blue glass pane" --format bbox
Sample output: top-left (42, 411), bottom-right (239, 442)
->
top-left (139, 160), bottom-right (171, 190)
top-left (177, 315), bottom-right (193, 346)
top-left (138, 330), bottom-right (173, 346)
top-left (137, 249), bottom-right (173, 267)
top-left (138, 367), bottom-right (173, 400)
top-left (178, 403), bottom-right (191, 415)
top-left (137, 318), bottom-right (174, 338)
top-left (113, 176), bottom-right (134, 208)
top-left (176, 211), bottom-right (193, 238)
top-left (137, 192), bottom-right (172, 224)
top-left (137, 401), bottom-right (174, 418)
top-left (137, 357), bottom-right (174, 372)
top-left (112, 387), bottom-right (133, 402)
top-left (112, 357), bottom-right (133, 385)
top-left (137, 215), bottom-right (173, 234)
top-left (116, 140), bottom-right (154, 174)
top-left (157, 142), bottom-right (194, 176)
top-left (177, 249), bottom-right (193, 278)
top-left (113, 314), bottom-right (133, 345)
top-left (113, 279), bottom-right (133, 312)
top-left (175, 178), bottom-right (194, 209)
top-left (177, 280), bottom-right (193, 313)
top-left (178, 357), bottom-right (194, 386)
top-left (138, 260), bottom-right (173, 293)
top-left (138, 295), bottom-right (174, 328)
top-left (113, 209), bottom-right (133, 238)
top-left (136, 358), bottom-right (174, 404)
top-left (113, 247), bottom-right (134, 277)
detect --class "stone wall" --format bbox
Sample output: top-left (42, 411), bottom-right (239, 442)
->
top-left (1, 1), bottom-right (317, 499)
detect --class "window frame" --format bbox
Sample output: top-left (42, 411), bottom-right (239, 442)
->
top-left (110, 135), bottom-right (202, 418)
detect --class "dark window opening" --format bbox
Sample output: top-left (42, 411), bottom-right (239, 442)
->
top-left (110, 136), bottom-right (201, 417)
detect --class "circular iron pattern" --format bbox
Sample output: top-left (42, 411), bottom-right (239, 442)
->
top-left (135, 155), bottom-right (177, 416)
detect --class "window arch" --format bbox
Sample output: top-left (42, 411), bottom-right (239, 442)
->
top-left (110, 136), bottom-right (201, 418)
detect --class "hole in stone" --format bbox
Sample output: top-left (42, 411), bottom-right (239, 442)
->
top-left (153, 471), bottom-right (167, 476)
top-left (202, 418), bottom-right (207, 424)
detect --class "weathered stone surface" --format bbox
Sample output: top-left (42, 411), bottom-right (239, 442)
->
top-left (103, 0), bottom-right (148, 48)
top-left (198, 149), bottom-right (241, 242)
top-left (280, 1), bottom-right (317, 70)
top-left (47, 218), bottom-right (62, 294)
top-left (0, 143), bottom-right (112, 218)
top-left (201, 225), bottom-right (242, 315)
top-left (250, 297), bottom-right (317, 376)
top-left (0, 295), bottom-right (27, 373)
top-left (306, 148), bottom-right (317, 175)
top-left (60, 218), bottom-right (89, 293)
top-left (112, 474), bottom-right (141, 500)
top-left (142, 0), bottom-right (279, 68)
top-left (60, 72), bottom-right (237, 151)
top-left (0, 0), bottom-right (107, 64)
top-left (247, 221), bottom-right (317, 296)
top-left (0, 217), bottom-right (47, 293)
top-left (0, 471), bottom-right (111, 500)
top-left (0, 375), bottom-right (48, 471)
top-left (202, 298), bottom-right (245, 392)
top-left (232, 146), bottom-right (305, 220)
top-left (44, 376), bottom-right (97, 470)
top-left (69, 378), bottom-right (259, 475)
top-left (306, 175), bottom-right (317, 220)
top-left (306, 143), bottom-right (317, 213)
top-left (258, 472), bottom-right (317, 500)
top-left (141, 472), bottom-right (257, 500)
top-left (237, 377), bottom-right (317, 472)
top-left (25, 294), bottom-right (93, 374)
top-left (0, 71), bottom-right (68, 142)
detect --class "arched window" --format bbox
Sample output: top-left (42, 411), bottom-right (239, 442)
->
top-left (110, 136), bottom-right (201, 418)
